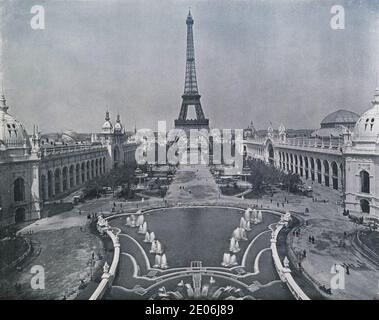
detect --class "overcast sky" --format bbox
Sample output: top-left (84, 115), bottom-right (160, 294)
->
top-left (1, 0), bottom-right (378, 133)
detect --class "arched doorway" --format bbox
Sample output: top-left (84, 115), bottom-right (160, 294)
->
top-left (267, 142), bottom-right (274, 165)
top-left (15, 207), bottom-right (26, 224)
top-left (360, 199), bottom-right (370, 213)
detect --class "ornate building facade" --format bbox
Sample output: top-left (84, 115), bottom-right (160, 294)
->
top-left (0, 93), bottom-right (137, 227)
top-left (244, 88), bottom-right (379, 221)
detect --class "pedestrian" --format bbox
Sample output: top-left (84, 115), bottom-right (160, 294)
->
top-left (308, 235), bottom-right (312, 242)
top-left (303, 249), bottom-right (307, 258)
top-left (311, 236), bottom-right (315, 244)
top-left (346, 265), bottom-right (350, 275)
top-left (79, 209), bottom-right (81, 215)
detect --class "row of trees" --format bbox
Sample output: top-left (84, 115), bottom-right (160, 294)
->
top-left (83, 163), bottom-right (137, 199)
top-left (246, 159), bottom-right (302, 193)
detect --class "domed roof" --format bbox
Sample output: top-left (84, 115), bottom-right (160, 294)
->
top-left (352, 89), bottom-right (379, 141)
top-left (321, 109), bottom-right (360, 128)
top-left (0, 94), bottom-right (30, 148)
top-left (102, 110), bottom-right (113, 133)
top-left (114, 113), bottom-right (123, 133)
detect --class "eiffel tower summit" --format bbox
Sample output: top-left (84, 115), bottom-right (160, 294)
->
top-left (174, 9), bottom-right (209, 131)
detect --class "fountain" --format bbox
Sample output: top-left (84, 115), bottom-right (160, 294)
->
top-left (229, 254), bottom-right (237, 266)
top-left (185, 283), bottom-right (194, 298)
top-left (201, 284), bottom-right (209, 297)
top-left (244, 208), bottom-right (251, 222)
top-left (221, 253), bottom-right (231, 267)
top-left (150, 240), bottom-right (163, 254)
top-left (143, 232), bottom-right (150, 242)
top-left (257, 210), bottom-right (263, 223)
top-left (246, 220), bottom-right (251, 231)
top-left (156, 240), bottom-right (163, 254)
top-left (161, 253), bottom-right (168, 269)
top-left (229, 237), bottom-right (240, 253)
top-left (138, 221), bottom-right (148, 234)
top-left (240, 217), bottom-right (247, 230)
top-left (251, 209), bottom-right (257, 223)
top-left (136, 214), bottom-right (144, 227)
top-left (240, 227), bottom-right (247, 240)
top-left (153, 254), bottom-right (162, 268)
top-left (232, 227), bottom-right (241, 240)
top-left (233, 227), bottom-right (247, 241)
top-left (150, 240), bottom-right (157, 253)
top-left (130, 214), bottom-right (136, 227)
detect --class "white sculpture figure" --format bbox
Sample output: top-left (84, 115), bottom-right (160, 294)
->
top-left (230, 254), bottom-right (237, 266)
top-left (178, 280), bottom-right (184, 287)
top-left (136, 214), bottom-right (144, 227)
top-left (144, 232), bottom-right (150, 242)
top-left (283, 256), bottom-right (290, 268)
top-left (126, 216), bottom-right (131, 226)
top-left (103, 262), bottom-right (110, 273)
top-left (209, 276), bottom-right (215, 285)
top-left (160, 253), bottom-right (168, 269)
top-left (153, 254), bottom-right (162, 268)
top-left (246, 220), bottom-right (251, 231)
top-left (221, 253), bottom-right (231, 267)
top-left (149, 232), bottom-right (156, 242)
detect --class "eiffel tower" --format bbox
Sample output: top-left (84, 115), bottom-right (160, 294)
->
top-left (174, 10), bottom-right (209, 131)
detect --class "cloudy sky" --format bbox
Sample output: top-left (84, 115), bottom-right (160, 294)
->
top-left (1, 0), bottom-right (378, 133)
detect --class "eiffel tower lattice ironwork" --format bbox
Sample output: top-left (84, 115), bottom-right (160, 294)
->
top-left (175, 10), bottom-right (209, 131)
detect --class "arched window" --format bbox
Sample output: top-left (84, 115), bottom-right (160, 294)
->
top-left (360, 170), bottom-right (370, 194)
top-left (14, 177), bottom-right (25, 202)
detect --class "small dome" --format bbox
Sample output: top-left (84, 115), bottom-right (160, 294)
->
top-left (352, 89), bottom-right (379, 141)
top-left (102, 110), bottom-right (113, 133)
top-left (321, 109), bottom-right (360, 129)
top-left (0, 95), bottom-right (30, 148)
top-left (102, 120), bottom-right (113, 130)
top-left (114, 122), bottom-right (123, 131)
